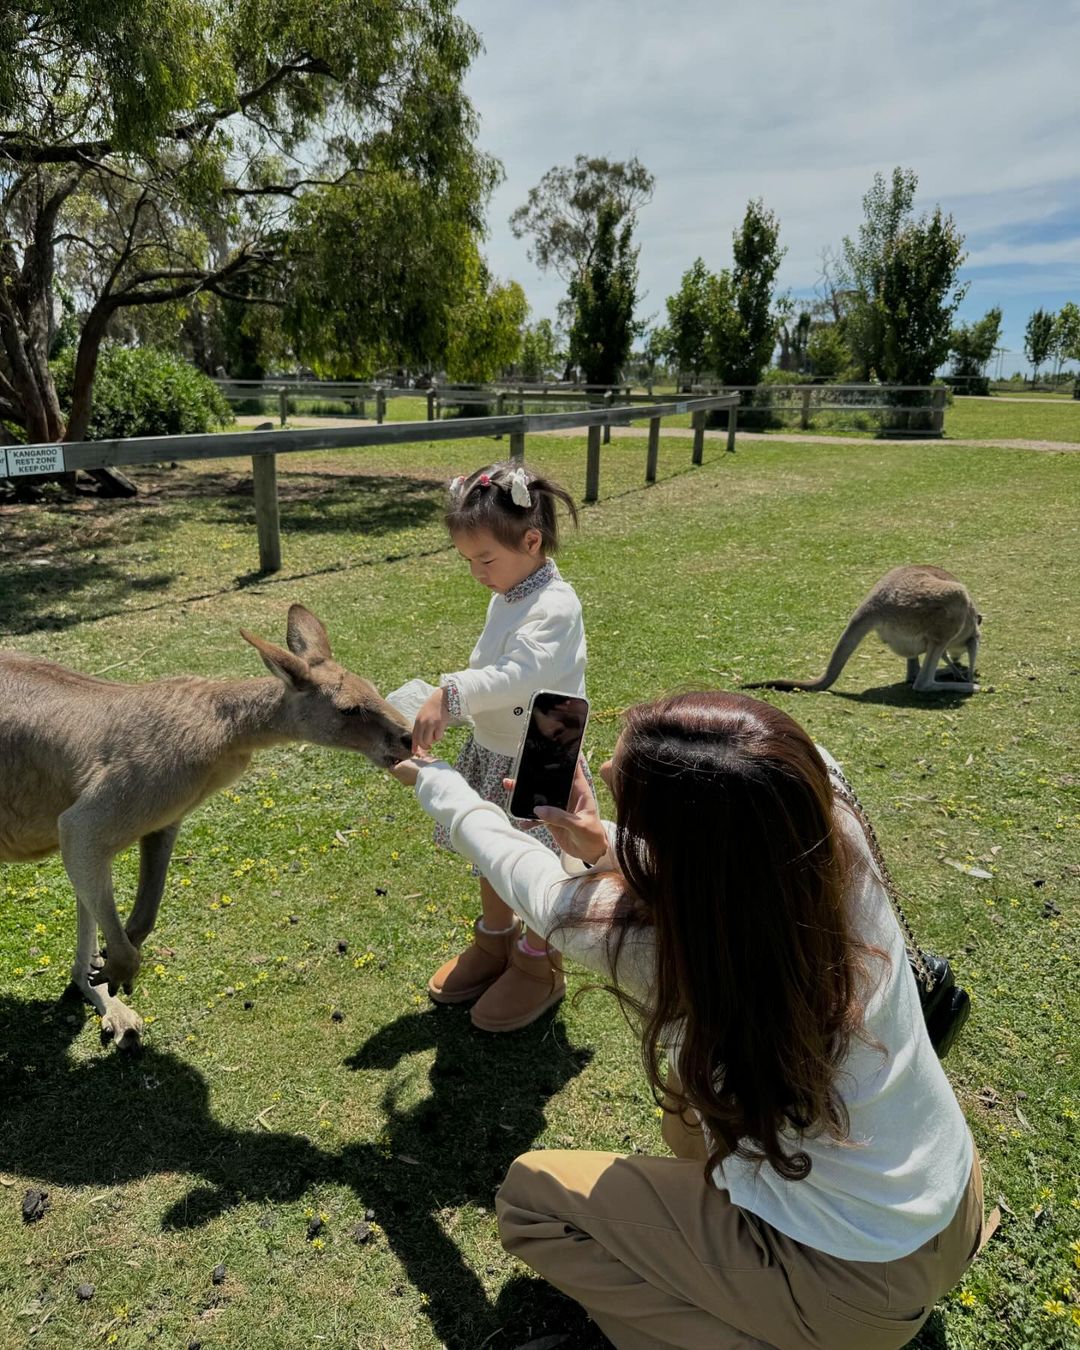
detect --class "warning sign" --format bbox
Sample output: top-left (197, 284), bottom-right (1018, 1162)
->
top-left (2, 444), bottom-right (66, 477)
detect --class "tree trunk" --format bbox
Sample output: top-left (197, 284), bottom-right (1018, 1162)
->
top-left (66, 307), bottom-right (111, 443)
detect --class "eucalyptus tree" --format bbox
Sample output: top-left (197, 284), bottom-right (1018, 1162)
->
top-left (0, 0), bottom-right (494, 445)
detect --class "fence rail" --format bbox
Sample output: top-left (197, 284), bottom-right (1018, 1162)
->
top-left (4, 393), bottom-right (740, 573)
top-left (213, 377), bottom-right (947, 436)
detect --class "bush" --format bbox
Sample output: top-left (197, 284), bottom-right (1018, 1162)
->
top-left (54, 345), bottom-right (233, 440)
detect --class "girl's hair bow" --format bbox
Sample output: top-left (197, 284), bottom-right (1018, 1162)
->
top-left (509, 466), bottom-right (532, 507)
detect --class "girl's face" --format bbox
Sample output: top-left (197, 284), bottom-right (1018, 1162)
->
top-left (452, 527), bottom-right (544, 594)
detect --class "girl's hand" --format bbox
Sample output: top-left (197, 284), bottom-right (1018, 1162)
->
top-left (412, 687), bottom-right (450, 755)
top-left (502, 759), bottom-right (608, 865)
top-left (388, 754), bottom-right (435, 788)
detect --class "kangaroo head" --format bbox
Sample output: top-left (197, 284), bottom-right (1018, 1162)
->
top-left (240, 605), bottom-right (413, 767)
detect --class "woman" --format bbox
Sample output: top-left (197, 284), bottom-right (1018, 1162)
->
top-left (390, 691), bottom-right (989, 1349)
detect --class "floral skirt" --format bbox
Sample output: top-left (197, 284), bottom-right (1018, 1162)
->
top-left (434, 735), bottom-right (595, 875)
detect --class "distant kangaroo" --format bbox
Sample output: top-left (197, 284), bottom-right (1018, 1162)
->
top-left (745, 566), bottom-right (981, 695)
top-left (0, 606), bottom-right (412, 1048)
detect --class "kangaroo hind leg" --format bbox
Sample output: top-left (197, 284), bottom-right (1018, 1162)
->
top-left (59, 802), bottom-right (141, 996)
top-left (913, 642), bottom-right (976, 694)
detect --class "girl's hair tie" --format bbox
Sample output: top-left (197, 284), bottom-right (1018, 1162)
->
top-left (478, 473), bottom-right (491, 486)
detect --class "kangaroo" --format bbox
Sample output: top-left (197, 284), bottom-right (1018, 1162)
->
top-left (0, 605), bottom-right (413, 1048)
top-left (745, 566), bottom-right (981, 695)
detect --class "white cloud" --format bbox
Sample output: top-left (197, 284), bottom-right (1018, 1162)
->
top-left (458, 0), bottom-right (1080, 359)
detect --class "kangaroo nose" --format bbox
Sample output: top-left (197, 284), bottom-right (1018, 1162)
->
top-left (399, 731), bottom-right (413, 753)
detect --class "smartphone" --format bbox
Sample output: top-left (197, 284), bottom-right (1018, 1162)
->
top-left (508, 691), bottom-right (590, 821)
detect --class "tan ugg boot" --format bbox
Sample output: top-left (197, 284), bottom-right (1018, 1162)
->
top-left (469, 941), bottom-right (565, 1032)
top-left (427, 919), bottom-right (518, 1005)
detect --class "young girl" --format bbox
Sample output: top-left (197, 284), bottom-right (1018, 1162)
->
top-left (409, 460), bottom-right (588, 1032)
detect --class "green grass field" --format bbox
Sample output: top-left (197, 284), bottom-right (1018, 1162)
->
top-left (1, 432), bottom-right (1078, 1349)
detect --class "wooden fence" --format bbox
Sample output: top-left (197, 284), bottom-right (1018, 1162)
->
top-left (673, 382), bottom-right (947, 437)
top-left (213, 377), bottom-right (948, 436)
top-left (4, 394), bottom-right (740, 573)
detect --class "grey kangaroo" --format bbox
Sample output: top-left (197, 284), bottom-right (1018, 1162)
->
top-left (745, 565), bottom-right (982, 695)
top-left (0, 605), bottom-right (412, 1048)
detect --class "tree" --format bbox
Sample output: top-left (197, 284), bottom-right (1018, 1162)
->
top-left (806, 323), bottom-right (852, 381)
top-left (774, 297), bottom-right (812, 373)
top-left (878, 214), bottom-right (967, 384)
top-left (444, 255), bottom-right (527, 383)
top-left (839, 168), bottom-right (965, 384)
top-left (1024, 309), bottom-right (1056, 384)
top-left (509, 155), bottom-right (654, 285)
top-left (0, 0), bottom-right (493, 445)
top-left (839, 168), bottom-right (918, 380)
top-left (568, 200), bottom-right (639, 385)
top-left (287, 169), bottom-right (494, 380)
top-left (519, 319), bottom-right (561, 382)
top-left (664, 259), bottom-right (712, 381)
top-left (949, 307), bottom-right (1002, 380)
top-left (723, 198), bottom-right (785, 386)
top-left (1052, 302), bottom-right (1080, 375)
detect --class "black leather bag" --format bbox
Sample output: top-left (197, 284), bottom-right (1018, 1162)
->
top-left (829, 764), bottom-right (970, 1060)
top-left (914, 951), bottom-right (971, 1059)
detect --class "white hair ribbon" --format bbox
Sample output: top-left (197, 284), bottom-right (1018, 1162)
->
top-left (509, 466), bottom-right (532, 508)
top-left (449, 474), bottom-right (466, 501)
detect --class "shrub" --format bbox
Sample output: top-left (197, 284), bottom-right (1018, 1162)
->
top-left (54, 345), bottom-right (233, 440)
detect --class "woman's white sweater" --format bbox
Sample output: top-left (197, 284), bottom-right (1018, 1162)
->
top-left (413, 758), bottom-right (973, 1263)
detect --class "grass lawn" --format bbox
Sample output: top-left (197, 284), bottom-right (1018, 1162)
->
top-left (1, 433), bottom-right (1078, 1349)
top-left (646, 386), bottom-right (1080, 441)
top-left (945, 397), bottom-right (1080, 443)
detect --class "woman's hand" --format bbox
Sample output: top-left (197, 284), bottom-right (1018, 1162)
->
top-left (388, 754), bottom-right (435, 788)
top-left (503, 759), bottom-right (609, 865)
top-left (411, 686), bottom-right (450, 755)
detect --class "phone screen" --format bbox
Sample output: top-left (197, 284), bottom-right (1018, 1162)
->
top-left (509, 692), bottom-right (590, 821)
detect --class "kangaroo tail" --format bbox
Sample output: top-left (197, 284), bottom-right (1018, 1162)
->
top-left (743, 609), bottom-right (877, 693)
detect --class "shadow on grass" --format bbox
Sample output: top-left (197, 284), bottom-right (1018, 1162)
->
top-left (0, 993), bottom-right (599, 1349)
top-left (829, 681), bottom-right (977, 709)
top-left (201, 468), bottom-right (448, 540)
top-left (0, 470), bottom-right (448, 636)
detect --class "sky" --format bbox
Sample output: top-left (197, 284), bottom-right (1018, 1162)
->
top-left (457, 0), bottom-right (1080, 374)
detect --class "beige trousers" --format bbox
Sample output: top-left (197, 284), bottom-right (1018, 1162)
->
top-left (496, 1108), bottom-right (987, 1350)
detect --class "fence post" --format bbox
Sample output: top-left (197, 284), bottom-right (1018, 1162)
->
top-left (375, 387), bottom-right (386, 424)
top-left (646, 416), bottom-right (660, 483)
top-left (585, 423), bottom-right (602, 502)
top-left (692, 409), bottom-right (706, 465)
top-left (509, 429), bottom-right (526, 464)
top-left (427, 389), bottom-right (435, 421)
top-left (252, 451), bottom-right (281, 573)
top-left (800, 386), bottom-right (811, 431)
top-left (278, 387), bottom-right (287, 427)
top-left (603, 388), bottom-right (613, 444)
top-left (726, 401), bottom-right (738, 454)
top-left (932, 385), bottom-right (947, 435)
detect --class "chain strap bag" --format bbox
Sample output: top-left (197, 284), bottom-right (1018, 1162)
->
top-left (828, 764), bottom-right (971, 1059)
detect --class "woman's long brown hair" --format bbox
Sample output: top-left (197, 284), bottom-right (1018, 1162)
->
top-left (575, 690), bottom-right (884, 1183)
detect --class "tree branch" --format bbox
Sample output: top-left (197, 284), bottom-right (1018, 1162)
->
top-left (222, 173), bottom-right (357, 197)
top-left (0, 57), bottom-right (336, 166)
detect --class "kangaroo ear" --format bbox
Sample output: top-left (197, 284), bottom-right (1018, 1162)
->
top-left (286, 605), bottom-right (332, 664)
top-left (241, 629), bottom-right (311, 688)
